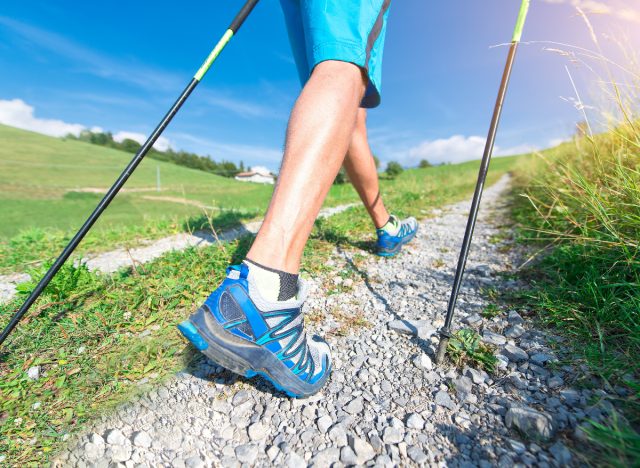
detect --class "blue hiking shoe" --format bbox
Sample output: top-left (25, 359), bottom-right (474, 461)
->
top-left (376, 215), bottom-right (419, 257)
top-left (177, 264), bottom-right (332, 398)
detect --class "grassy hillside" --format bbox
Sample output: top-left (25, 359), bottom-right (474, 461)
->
top-left (0, 124), bottom-right (277, 239)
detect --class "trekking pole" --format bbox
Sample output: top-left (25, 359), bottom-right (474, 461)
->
top-left (435, 0), bottom-right (530, 364)
top-left (0, 0), bottom-right (260, 349)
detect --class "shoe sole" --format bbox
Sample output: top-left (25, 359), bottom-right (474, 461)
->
top-left (177, 306), bottom-right (329, 398)
top-left (377, 227), bottom-right (418, 257)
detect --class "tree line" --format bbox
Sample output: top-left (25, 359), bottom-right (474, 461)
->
top-left (67, 130), bottom-right (245, 177)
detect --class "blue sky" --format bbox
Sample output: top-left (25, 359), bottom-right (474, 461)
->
top-left (0, 0), bottom-right (638, 171)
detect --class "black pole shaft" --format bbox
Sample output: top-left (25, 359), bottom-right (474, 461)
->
top-left (0, 0), bottom-right (259, 348)
top-left (436, 42), bottom-right (519, 364)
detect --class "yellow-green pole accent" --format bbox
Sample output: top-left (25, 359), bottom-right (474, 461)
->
top-left (511, 0), bottom-right (530, 43)
top-left (194, 29), bottom-right (234, 82)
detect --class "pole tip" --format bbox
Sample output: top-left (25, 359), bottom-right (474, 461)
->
top-left (435, 337), bottom-right (449, 365)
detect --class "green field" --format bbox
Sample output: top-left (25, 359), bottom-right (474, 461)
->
top-left (0, 124), bottom-right (359, 240)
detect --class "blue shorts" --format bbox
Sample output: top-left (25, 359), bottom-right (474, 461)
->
top-left (279, 0), bottom-right (391, 108)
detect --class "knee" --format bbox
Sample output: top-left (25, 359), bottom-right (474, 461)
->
top-left (311, 60), bottom-right (367, 99)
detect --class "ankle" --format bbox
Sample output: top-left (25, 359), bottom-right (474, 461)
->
top-left (244, 258), bottom-right (299, 302)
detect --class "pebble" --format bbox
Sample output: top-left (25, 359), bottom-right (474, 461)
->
top-left (235, 444), bottom-right (258, 464)
top-left (413, 353), bottom-right (433, 370)
top-left (503, 344), bottom-right (528, 362)
top-left (406, 413), bottom-right (425, 430)
top-left (132, 431), bottom-right (152, 448)
top-left (505, 406), bottom-right (555, 440)
top-left (435, 390), bottom-right (455, 410)
top-left (27, 366), bottom-right (40, 380)
top-left (482, 331), bottom-right (507, 346)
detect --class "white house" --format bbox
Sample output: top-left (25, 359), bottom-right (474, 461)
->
top-left (234, 167), bottom-right (275, 184)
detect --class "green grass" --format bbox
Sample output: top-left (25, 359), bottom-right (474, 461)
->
top-left (0, 125), bottom-right (280, 238)
top-left (511, 124), bottom-right (640, 465)
top-left (0, 148), bottom-right (521, 464)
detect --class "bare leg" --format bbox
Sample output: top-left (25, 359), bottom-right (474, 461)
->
top-left (342, 109), bottom-right (390, 229)
top-left (246, 60), bottom-right (366, 273)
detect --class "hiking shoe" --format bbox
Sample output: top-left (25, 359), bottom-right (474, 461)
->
top-left (376, 215), bottom-right (419, 257)
top-left (177, 264), bottom-right (331, 398)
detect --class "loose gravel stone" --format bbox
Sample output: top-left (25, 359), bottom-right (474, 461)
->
top-left (505, 407), bottom-right (555, 440)
top-left (406, 413), bottom-right (425, 430)
top-left (435, 390), bottom-right (455, 410)
top-left (234, 444), bottom-right (257, 464)
top-left (132, 431), bottom-right (152, 448)
top-left (503, 344), bottom-right (528, 362)
top-left (482, 331), bottom-right (507, 346)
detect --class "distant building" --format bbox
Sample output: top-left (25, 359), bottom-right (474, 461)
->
top-left (234, 168), bottom-right (275, 184)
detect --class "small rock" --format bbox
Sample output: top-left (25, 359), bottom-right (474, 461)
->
top-left (382, 426), bottom-right (404, 444)
top-left (107, 444), bottom-right (131, 463)
top-left (235, 444), bottom-right (258, 464)
top-left (284, 452), bottom-right (306, 468)
top-left (349, 436), bottom-right (375, 464)
top-left (232, 390), bottom-right (251, 406)
top-left (328, 424), bottom-right (348, 447)
top-left (105, 429), bottom-right (127, 446)
top-left (463, 313), bottom-right (482, 326)
top-left (454, 376), bottom-right (473, 399)
top-left (435, 390), bottom-right (455, 410)
top-left (549, 442), bottom-right (572, 465)
top-left (83, 442), bottom-right (104, 460)
top-left (530, 353), bottom-right (553, 365)
top-left (31, 401), bottom-right (41, 410)
top-left (131, 431), bottom-right (151, 448)
top-left (482, 331), bottom-right (506, 346)
top-left (344, 397), bottom-right (363, 415)
top-left (311, 447), bottom-right (340, 468)
top-left (184, 455), bottom-right (205, 468)
top-left (406, 413), bottom-right (424, 430)
top-left (413, 354), bottom-right (433, 370)
top-left (548, 376), bottom-right (564, 389)
top-left (316, 414), bottom-right (333, 433)
top-left (340, 446), bottom-right (358, 466)
top-left (507, 310), bottom-right (525, 325)
top-left (248, 422), bottom-right (268, 441)
top-left (505, 324), bottom-right (525, 338)
top-left (387, 319), bottom-right (434, 336)
top-left (505, 406), bottom-right (555, 440)
top-left (407, 445), bottom-right (428, 464)
top-left (27, 366), bottom-right (40, 380)
top-left (464, 367), bottom-right (488, 384)
top-left (503, 344), bottom-right (528, 362)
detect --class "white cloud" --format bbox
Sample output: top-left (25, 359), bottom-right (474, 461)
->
top-left (541, 0), bottom-right (640, 24)
top-left (404, 135), bottom-right (536, 166)
top-left (113, 131), bottom-right (172, 152)
top-left (407, 135), bottom-right (487, 165)
top-left (0, 98), bottom-right (85, 137)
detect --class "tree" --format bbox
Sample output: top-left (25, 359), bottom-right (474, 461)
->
top-left (385, 161), bottom-right (403, 179)
top-left (418, 159), bottom-right (432, 169)
top-left (333, 167), bottom-right (348, 185)
top-left (372, 155), bottom-right (381, 170)
top-left (120, 138), bottom-right (142, 154)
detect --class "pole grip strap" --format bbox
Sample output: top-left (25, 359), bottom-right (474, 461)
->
top-left (511, 0), bottom-right (530, 43)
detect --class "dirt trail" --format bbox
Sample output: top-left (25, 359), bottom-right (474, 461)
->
top-left (0, 203), bottom-right (358, 303)
top-left (53, 175), bottom-right (592, 467)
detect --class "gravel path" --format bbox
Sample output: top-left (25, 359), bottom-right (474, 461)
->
top-left (52, 176), bottom-right (597, 467)
top-left (0, 203), bottom-right (358, 304)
